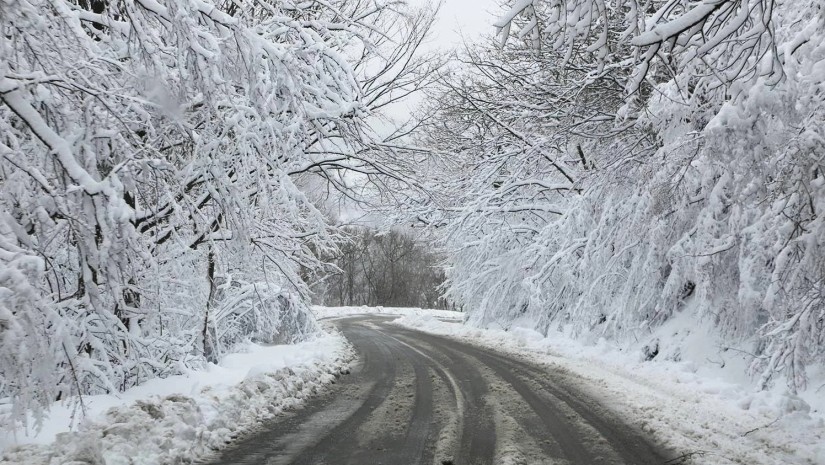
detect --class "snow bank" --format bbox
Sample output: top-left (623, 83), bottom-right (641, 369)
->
top-left (393, 314), bottom-right (825, 465)
top-left (312, 305), bottom-right (466, 322)
top-left (0, 329), bottom-right (354, 464)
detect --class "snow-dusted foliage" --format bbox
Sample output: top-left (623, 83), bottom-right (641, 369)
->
top-left (416, 0), bottom-right (825, 392)
top-left (0, 0), bottom-right (431, 431)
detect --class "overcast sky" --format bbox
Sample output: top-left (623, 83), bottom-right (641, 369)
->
top-left (419, 0), bottom-right (501, 49)
top-left (373, 0), bottom-right (502, 125)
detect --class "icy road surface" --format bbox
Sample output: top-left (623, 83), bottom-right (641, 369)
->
top-left (210, 316), bottom-right (669, 465)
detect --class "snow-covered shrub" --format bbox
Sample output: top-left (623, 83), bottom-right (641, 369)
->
top-left (214, 281), bottom-right (318, 352)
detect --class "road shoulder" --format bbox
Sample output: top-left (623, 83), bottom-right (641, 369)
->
top-left (392, 314), bottom-right (824, 465)
top-left (0, 326), bottom-right (355, 465)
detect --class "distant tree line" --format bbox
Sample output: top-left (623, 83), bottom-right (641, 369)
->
top-left (318, 227), bottom-right (448, 309)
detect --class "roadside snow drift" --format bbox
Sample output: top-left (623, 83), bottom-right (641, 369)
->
top-left (393, 314), bottom-right (825, 465)
top-left (312, 305), bottom-right (466, 322)
top-left (0, 330), bottom-right (354, 465)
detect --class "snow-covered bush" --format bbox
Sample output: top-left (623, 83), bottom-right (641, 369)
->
top-left (214, 281), bottom-right (317, 351)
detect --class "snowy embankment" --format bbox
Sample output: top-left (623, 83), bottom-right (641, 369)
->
top-left (0, 328), bottom-right (354, 465)
top-left (394, 314), bottom-right (824, 465)
top-left (312, 305), bottom-right (466, 322)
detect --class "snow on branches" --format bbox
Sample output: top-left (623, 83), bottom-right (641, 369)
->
top-left (0, 0), bottom-right (434, 431)
top-left (414, 0), bottom-right (825, 392)
top-left (495, 0), bottom-right (784, 92)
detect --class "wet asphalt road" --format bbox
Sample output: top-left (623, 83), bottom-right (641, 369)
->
top-left (210, 316), bottom-right (670, 465)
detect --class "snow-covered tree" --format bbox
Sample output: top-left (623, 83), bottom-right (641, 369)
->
top-left (414, 0), bottom-right (825, 392)
top-left (0, 0), bottom-right (438, 430)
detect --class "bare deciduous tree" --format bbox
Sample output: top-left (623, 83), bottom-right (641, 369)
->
top-left (318, 227), bottom-right (448, 309)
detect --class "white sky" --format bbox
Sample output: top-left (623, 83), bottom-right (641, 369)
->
top-left (419, 0), bottom-right (502, 50)
top-left (375, 0), bottom-right (502, 127)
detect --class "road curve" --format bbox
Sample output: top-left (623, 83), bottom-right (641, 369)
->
top-left (209, 316), bottom-right (671, 465)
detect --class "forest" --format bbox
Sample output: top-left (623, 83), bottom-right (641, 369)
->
top-left (316, 227), bottom-right (448, 309)
top-left (2, 0), bottom-right (824, 435)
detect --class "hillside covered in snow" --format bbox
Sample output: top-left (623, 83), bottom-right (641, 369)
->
top-left (403, 0), bottom-right (825, 396)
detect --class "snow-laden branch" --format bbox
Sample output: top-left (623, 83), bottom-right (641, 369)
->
top-left (410, 0), bottom-right (825, 393)
top-left (0, 0), bottom-right (435, 431)
top-left (0, 82), bottom-right (108, 196)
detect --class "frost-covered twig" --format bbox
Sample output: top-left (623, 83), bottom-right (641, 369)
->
top-left (741, 417), bottom-right (781, 437)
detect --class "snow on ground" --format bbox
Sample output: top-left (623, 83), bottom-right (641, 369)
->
top-left (393, 314), bottom-right (825, 465)
top-left (0, 327), bottom-right (354, 465)
top-left (312, 305), bottom-right (466, 322)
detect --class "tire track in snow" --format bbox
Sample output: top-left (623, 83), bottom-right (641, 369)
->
top-left (210, 316), bottom-right (668, 465)
top-left (391, 324), bottom-right (668, 465)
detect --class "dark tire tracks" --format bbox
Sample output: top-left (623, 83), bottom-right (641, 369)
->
top-left (208, 316), bottom-right (673, 465)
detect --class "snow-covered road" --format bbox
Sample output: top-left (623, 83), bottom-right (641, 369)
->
top-left (8, 310), bottom-right (816, 464)
top-left (211, 315), bottom-right (668, 465)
